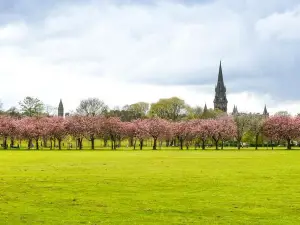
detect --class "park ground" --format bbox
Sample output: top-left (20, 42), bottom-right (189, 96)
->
top-left (1, 150), bottom-right (300, 224)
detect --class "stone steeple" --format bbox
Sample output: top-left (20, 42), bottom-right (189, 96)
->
top-left (232, 105), bottom-right (238, 115)
top-left (204, 103), bottom-right (208, 113)
top-left (58, 99), bottom-right (64, 117)
top-left (213, 61), bottom-right (228, 112)
top-left (263, 104), bottom-right (269, 117)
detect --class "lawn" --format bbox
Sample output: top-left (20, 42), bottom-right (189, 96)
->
top-left (1, 150), bottom-right (300, 224)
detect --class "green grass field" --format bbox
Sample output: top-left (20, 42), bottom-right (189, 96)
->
top-left (1, 150), bottom-right (300, 224)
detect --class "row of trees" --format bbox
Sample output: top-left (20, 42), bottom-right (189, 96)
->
top-left (0, 96), bottom-right (223, 120)
top-left (0, 113), bottom-right (299, 150)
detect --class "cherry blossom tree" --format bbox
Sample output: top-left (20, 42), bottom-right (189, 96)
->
top-left (263, 115), bottom-right (298, 150)
top-left (83, 116), bottom-right (104, 150)
top-left (47, 117), bottom-right (67, 150)
top-left (102, 117), bottom-right (124, 150)
top-left (123, 122), bottom-right (136, 148)
top-left (173, 121), bottom-right (193, 150)
top-left (133, 119), bottom-right (149, 150)
top-left (145, 117), bottom-right (168, 150)
top-left (0, 116), bottom-right (17, 149)
top-left (191, 119), bottom-right (213, 150)
top-left (65, 116), bottom-right (86, 150)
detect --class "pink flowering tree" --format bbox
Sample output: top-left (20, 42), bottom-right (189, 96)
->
top-left (102, 117), bottom-right (124, 150)
top-left (16, 117), bottom-right (36, 149)
top-left (145, 117), bottom-right (168, 150)
top-left (83, 116), bottom-right (104, 150)
top-left (173, 121), bottom-right (193, 150)
top-left (133, 119), bottom-right (149, 150)
top-left (211, 117), bottom-right (237, 150)
top-left (191, 119), bottom-right (213, 150)
top-left (263, 115), bottom-right (298, 150)
top-left (123, 122), bottom-right (136, 148)
top-left (47, 117), bottom-right (67, 150)
top-left (65, 116), bottom-right (86, 150)
top-left (0, 116), bottom-right (17, 149)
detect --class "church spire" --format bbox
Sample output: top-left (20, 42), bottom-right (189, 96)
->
top-left (204, 103), bottom-right (208, 113)
top-left (232, 105), bottom-right (238, 115)
top-left (213, 61), bottom-right (228, 112)
top-left (218, 61), bottom-right (224, 85)
top-left (263, 104), bottom-right (269, 117)
top-left (58, 99), bottom-right (64, 117)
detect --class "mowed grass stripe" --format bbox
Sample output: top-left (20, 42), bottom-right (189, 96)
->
top-left (0, 151), bottom-right (300, 224)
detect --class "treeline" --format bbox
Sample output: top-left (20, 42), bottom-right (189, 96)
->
top-left (0, 112), bottom-right (299, 150)
top-left (0, 96), bottom-right (299, 150)
top-left (0, 96), bottom-right (223, 120)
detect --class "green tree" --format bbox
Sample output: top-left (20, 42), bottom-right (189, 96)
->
top-left (19, 97), bottom-right (44, 117)
top-left (202, 108), bottom-right (226, 119)
top-left (248, 114), bottom-right (265, 150)
top-left (6, 107), bottom-right (22, 118)
top-left (150, 97), bottom-right (186, 121)
top-left (76, 98), bottom-right (108, 116)
top-left (233, 113), bottom-right (251, 150)
top-left (122, 102), bottom-right (149, 120)
top-left (185, 105), bottom-right (203, 119)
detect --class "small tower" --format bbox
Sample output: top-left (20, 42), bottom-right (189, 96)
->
top-left (263, 105), bottom-right (269, 117)
top-left (203, 103), bottom-right (208, 113)
top-left (232, 105), bottom-right (238, 115)
top-left (213, 61), bottom-right (228, 112)
top-left (58, 99), bottom-right (64, 117)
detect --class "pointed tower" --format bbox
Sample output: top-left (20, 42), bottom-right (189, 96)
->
top-left (263, 104), bottom-right (269, 117)
top-left (213, 61), bottom-right (228, 112)
top-left (204, 103), bottom-right (208, 113)
top-left (232, 105), bottom-right (238, 115)
top-left (58, 99), bottom-right (64, 117)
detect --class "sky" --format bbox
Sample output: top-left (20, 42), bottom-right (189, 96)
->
top-left (0, 0), bottom-right (300, 115)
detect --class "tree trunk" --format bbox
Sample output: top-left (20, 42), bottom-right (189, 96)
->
top-left (28, 139), bottom-right (32, 149)
top-left (153, 138), bottom-right (157, 150)
top-left (111, 140), bottom-right (114, 150)
top-left (104, 138), bottom-right (107, 148)
top-left (35, 139), bottom-right (39, 150)
top-left (3, 137), bottom-right (7, 149)
top-left (91, 136), bottom-right (95, 150)
top-left (221, 141), bottom-right (224, 150)
top-left (129, 137), bottom-right (134, 147)
top-left (213, 138), bottom-right (218, 150)
top-left (58, 139), bottom-right (62, 150)
top-left (133, 139), bottom-right (136, 150)
top-left (180, 139), bottom-right (183, 150)
top-left (77, 138), bottom-right (83, 150)
top-left (140, 139), bottom-right (143, 150)
top-left (10, 137), bottom-right (14, 147)
top-left (237, 138), bottom-right (241, 150)
top-left (201, 140), bottom-right (205, 150)
top-left (255, 134), bottom-right (259, 150)
top-left (43, 138), bottom-right (47, 148)
top-left (287, 139), bottom-right (291, 150)
top-left (50, 139), bottom-right (53, 150)
top-left (271, 140), bottom-right (273, 150)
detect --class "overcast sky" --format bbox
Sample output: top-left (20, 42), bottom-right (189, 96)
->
top-left (1, 0), bottom-right (300, 114)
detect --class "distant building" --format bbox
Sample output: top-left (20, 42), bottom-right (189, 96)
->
top-left (213, 61), bottom-right (228, 112)
top-left (263, 104), bottom-right (269, 117)
top-left (58, 99), bottom-right (64, 117)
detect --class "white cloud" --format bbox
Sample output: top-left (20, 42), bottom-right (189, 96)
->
top-left (256, 6), bottom-right (300, 40)
top-left (0, 0), bottom-right (299, 115)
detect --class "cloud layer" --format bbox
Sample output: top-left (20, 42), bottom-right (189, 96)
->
top-left (0, 0), bottom-right (300, 114)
